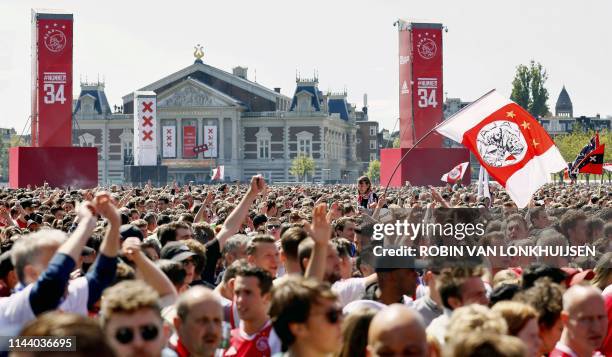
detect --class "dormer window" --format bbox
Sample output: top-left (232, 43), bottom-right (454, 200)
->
top-left (296, 91), bottom-right (314, 112)
top-left (79, 95), bottom-right (96, 114)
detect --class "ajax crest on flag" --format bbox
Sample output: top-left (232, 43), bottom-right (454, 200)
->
top-left (476, 121), bottom-right (527, 168)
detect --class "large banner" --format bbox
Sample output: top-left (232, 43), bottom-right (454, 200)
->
top-left (411, 24), bottom-right (443, 148)
top-left (183, 125), bottom-right (197, 158)
top-left (203, 125), bottom-right (217, 158)
top-left (133, 92), bottom-right (157, 165)
top-left (32, 11), bottom-right (73, 147)
top-left (398, 20), bottom-right (414, 148)
top-left (162, 126), bottom-right (176, 158)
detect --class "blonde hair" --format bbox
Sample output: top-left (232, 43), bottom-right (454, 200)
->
top-left (11, 229), bottom-right (66, 283)
top-left (492, 301), bottom-right (538, 336)
top-left (100, 280), bottom-right (160, 327)
top-left (445, 304), bottom-right (507, 344)
top-left (493, 269), bottom-right (521, 288)
top-left (445, 333), bottom-right (526, 357)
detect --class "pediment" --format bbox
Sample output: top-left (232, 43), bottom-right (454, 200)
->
top-left (158, 81), bottom-right (232, 108)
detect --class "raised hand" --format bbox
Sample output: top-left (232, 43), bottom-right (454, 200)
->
top-left (248, 175), bottom-right (266, 196)
top-left (75, 201), bottom-right (97, 232)
top-left (204, 191), bottom-right (215, 206)
top-left (326, 201), bottom-right (342, 222)
top-left (121, 237), bottom-right (143, 262)
top-left (93, 192), bottom-right (121, 226)
top-left (304, 203), bottom-right (332, 245)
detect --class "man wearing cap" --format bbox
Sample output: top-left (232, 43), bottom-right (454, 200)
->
top-left (361, 250), bottom-right (421, 306)
top-left (26, 219), bottom-right (40, 232)
top-left (120, 224), bottom-right (145, 241)
top-left (161, 241), bottom-right (197, 286)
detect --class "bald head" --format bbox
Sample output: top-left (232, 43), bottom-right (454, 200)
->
top-left (367, 304), bottom-right (428, 357)
top-left (176, 286), bottom-right (222, 319)
top-left (560, 284), bottom-right (607, 356)
top-left (563, 284), bottom-right (604, 313)
top-left (174, 287), bottom-right (223, 357)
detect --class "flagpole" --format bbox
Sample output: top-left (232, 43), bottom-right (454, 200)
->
top-left (382, 89), bottom-right (497, 197)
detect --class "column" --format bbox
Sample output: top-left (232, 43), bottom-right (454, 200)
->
top-left (177, 118), bottom-right (183, 159)
top-left (197, 118), bottom-right (203, 159)
top-left (218, 116), bottom-right (225, 162)
top-left (232, 114), bottom-right (238, 161)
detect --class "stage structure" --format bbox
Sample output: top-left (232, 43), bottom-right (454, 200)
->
top-left (380, 20), bottom-right (470, 187)
top-left (124, 91), bottom-right (168, 186)
top-left (9, 10), bottom-right (98, 188)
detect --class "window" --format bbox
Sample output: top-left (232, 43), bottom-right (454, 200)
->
top-left (370, 153), bottom-right (377, 161)
top-left (356, 137), bottom-right (362, 144)
top-left (258, 138), bottom-right (270, 159)
top-left (370, 139), bottom-right (377, 150)
top-left (119, 130), bottom-right (133, 163)
top-left (296, 131), bottom-right (314, 157)
top-left (256, 127), bottom-right (272, 159)
top-left (369, 126), bottom-right (377, 136)
top-left (123, 141), bottom-right (133, 160)
top-left (298, 139), bottom-right (311, 156)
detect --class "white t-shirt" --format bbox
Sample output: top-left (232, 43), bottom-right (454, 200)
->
top-left (0, 276), bottom-right (89, 337)
top-left (332, 277), bottom-right (366, 307)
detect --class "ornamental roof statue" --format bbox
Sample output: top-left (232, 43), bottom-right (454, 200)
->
top-left (194, 44), bottom-right (204, 64)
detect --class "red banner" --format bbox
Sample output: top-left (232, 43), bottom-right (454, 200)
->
top-left (398, 25), bottom-right (414, 148)
top-left (32, 12), bottom-right (73, 147)
top-left (411, 25), bottom-right (443, 148)
top-left (183, 125), bottom-right (197, 158)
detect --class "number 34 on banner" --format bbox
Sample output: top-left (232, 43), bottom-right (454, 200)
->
top-left (417, 88), bottom-right (437, 108)
top-left (43, 83), bottom-right (66, 104)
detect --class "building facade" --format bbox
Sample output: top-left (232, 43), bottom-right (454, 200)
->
top-left (73, 55), bottom-right (378, 184)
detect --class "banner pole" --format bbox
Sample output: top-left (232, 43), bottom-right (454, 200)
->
top-left (382, 89), bottom-right (497, 197)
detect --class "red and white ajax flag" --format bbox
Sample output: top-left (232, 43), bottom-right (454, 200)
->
top-left (441, 162), bottom-right (469, 183)
top-left (212, 166), bottom-right (224, 181)
top-left (435, 90), bottom-right (566, 208)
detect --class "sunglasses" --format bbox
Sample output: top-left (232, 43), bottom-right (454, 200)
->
top-left (323, 308), bottom-right (343, 324)
top-left (267, 224), bottom-right (280, 229)
top-left (114, 324), bottom-right (159, 344)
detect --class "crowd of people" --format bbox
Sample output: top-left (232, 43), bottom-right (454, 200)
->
top-left (0, 175), bottom-right (610, 357)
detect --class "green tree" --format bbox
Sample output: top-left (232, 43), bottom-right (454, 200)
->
top-left (510, 60), bottom-right (550, 118)
top-left (554, 129), bottom-right (610, 163)
top-left (392, 137), bottom-right (400, 148)
top-left (365, 160), bottom-right (380, 183)
top-left (290, 154), bottom-right (315, 182)
top-left (0, 133), bottom-right (25, 182)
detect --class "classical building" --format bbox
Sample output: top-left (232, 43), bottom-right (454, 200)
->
top-left (73, 53), bottom-right (378, 184)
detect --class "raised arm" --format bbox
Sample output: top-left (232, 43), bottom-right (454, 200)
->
top-left (122, 237), bottom-right (177, 299)
top-left (83, 192), bottom-right (121, 310)
top-left (304, 204), bottom-right (332, 281)
top-left (29, 201), bottom-right (97, 315)
top-left (216, 175), bottom-right (265, 249)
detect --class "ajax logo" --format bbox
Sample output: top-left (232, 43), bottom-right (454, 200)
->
top-left (477, 121), bottom-right (527, 167)
top-left (43, 25), bottom-right (67, 53)
top-left (416, 33), bottom-right (437, 60)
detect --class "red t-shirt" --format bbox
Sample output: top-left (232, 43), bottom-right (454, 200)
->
top-left (224, 321), bottom-right (276, 357)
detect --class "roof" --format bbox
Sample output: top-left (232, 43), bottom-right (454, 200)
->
top-left (73, 87), bottom-right (111, 115)
top-left (122, 61), bottom-right (289, 105)
top-left (328, 97), bottom-right (350, 120)
top-left (555, 86), bottom-right (573, 111)
top-left (290, 82), bottom-right (323, 111)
